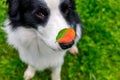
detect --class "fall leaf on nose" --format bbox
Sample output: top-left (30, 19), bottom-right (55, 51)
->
top-left (56, 28), bottom-right (76, 43)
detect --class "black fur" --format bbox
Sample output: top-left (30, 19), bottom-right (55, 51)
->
top-left (7, 0), bottom-right (50, 29)
top-left (60, 0), bottom-right (82, 31)
top-left (7, 0), bottom-right (81, 31)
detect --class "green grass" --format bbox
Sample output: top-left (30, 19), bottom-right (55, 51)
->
top-left (0, 0), bottom-right (120, 80)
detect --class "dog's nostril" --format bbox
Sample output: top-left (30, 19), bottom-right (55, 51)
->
top-left (59, 40), bottom-right (74, 49)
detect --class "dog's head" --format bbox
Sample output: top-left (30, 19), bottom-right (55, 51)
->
top-left (7, 0), bottom-right (82, 50)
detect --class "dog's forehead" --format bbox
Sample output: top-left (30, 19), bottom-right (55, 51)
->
top-left (38, 0), bottom-right (69, 8)
top-left (43, 0), bottom-right (60, 9)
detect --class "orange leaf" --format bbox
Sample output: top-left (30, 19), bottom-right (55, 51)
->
top-left (56, 28), bottom-right (76, 43)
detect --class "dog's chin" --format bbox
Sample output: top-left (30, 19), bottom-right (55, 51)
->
top-left (46, 43), bottom-right (65, 51)
top-left (43, 41), bottom-right (68, 52)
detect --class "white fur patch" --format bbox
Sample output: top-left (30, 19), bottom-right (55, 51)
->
top-left (4, 20), bottom-right (66, 70)
top-left (37, 0), bottom-right (70, 50)
top-left (44, 0), bottom-right (60, 9)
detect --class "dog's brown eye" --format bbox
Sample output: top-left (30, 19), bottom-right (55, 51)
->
top-left (35, 6), bottom-right (49, 18)
top-left (61, 3), bottom-right (71, 15)
top-left (36, 12), bottom-right (45, 17)
top-left (64, 8), bottom-right (69, 14)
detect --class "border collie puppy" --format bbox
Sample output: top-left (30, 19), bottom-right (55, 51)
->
top-left (4, 0), bottom-right (82, 80)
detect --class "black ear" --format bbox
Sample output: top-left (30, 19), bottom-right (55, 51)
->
top-left (70, 0), bottom-right (75, 10)
top-left (7, 0), bottom-right (21, 26)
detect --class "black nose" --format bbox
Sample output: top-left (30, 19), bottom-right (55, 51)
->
top-left (59, 40), bottom-right (74, 49)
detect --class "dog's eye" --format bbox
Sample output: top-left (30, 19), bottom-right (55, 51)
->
top-left (36, 12), bottom-right (45, 17)
top-left (64, 8), bottom-right (69, 14)
top-left (62, 6), bottom-right (71, 15)
top-left (61, 3), bottom-right (71, 15)
top-left (35, 7), bottom-right (49, 18)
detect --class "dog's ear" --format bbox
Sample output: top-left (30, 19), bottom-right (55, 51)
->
top-left (7, 0), bottom-right (21, 26)
top-left (70, 0), bottom-right (75, 10)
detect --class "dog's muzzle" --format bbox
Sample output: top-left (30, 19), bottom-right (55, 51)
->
top-left (59, 40), bottom-right (74, 49)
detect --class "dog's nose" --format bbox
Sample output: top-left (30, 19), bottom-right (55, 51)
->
top-left (59, 40), bottom-right (74, 49)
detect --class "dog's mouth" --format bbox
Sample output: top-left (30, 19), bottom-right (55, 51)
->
top-left (39, 39), bottom-right (74, 51)
top-left (59, 40), bottom-right (74, 50)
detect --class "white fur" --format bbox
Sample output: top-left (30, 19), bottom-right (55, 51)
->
top-left (4, 20), bottom-right (66, 80)
top-left (4, 20), bottom-right (66, 70)
top-left (37, 0), bottom-right (69, 50)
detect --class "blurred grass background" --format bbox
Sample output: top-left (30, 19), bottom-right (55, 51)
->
top-left (0, 0), bottom-right (120, 80)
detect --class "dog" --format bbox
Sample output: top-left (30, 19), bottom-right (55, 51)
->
top-left (4, 0), bottom-right (82, 80)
